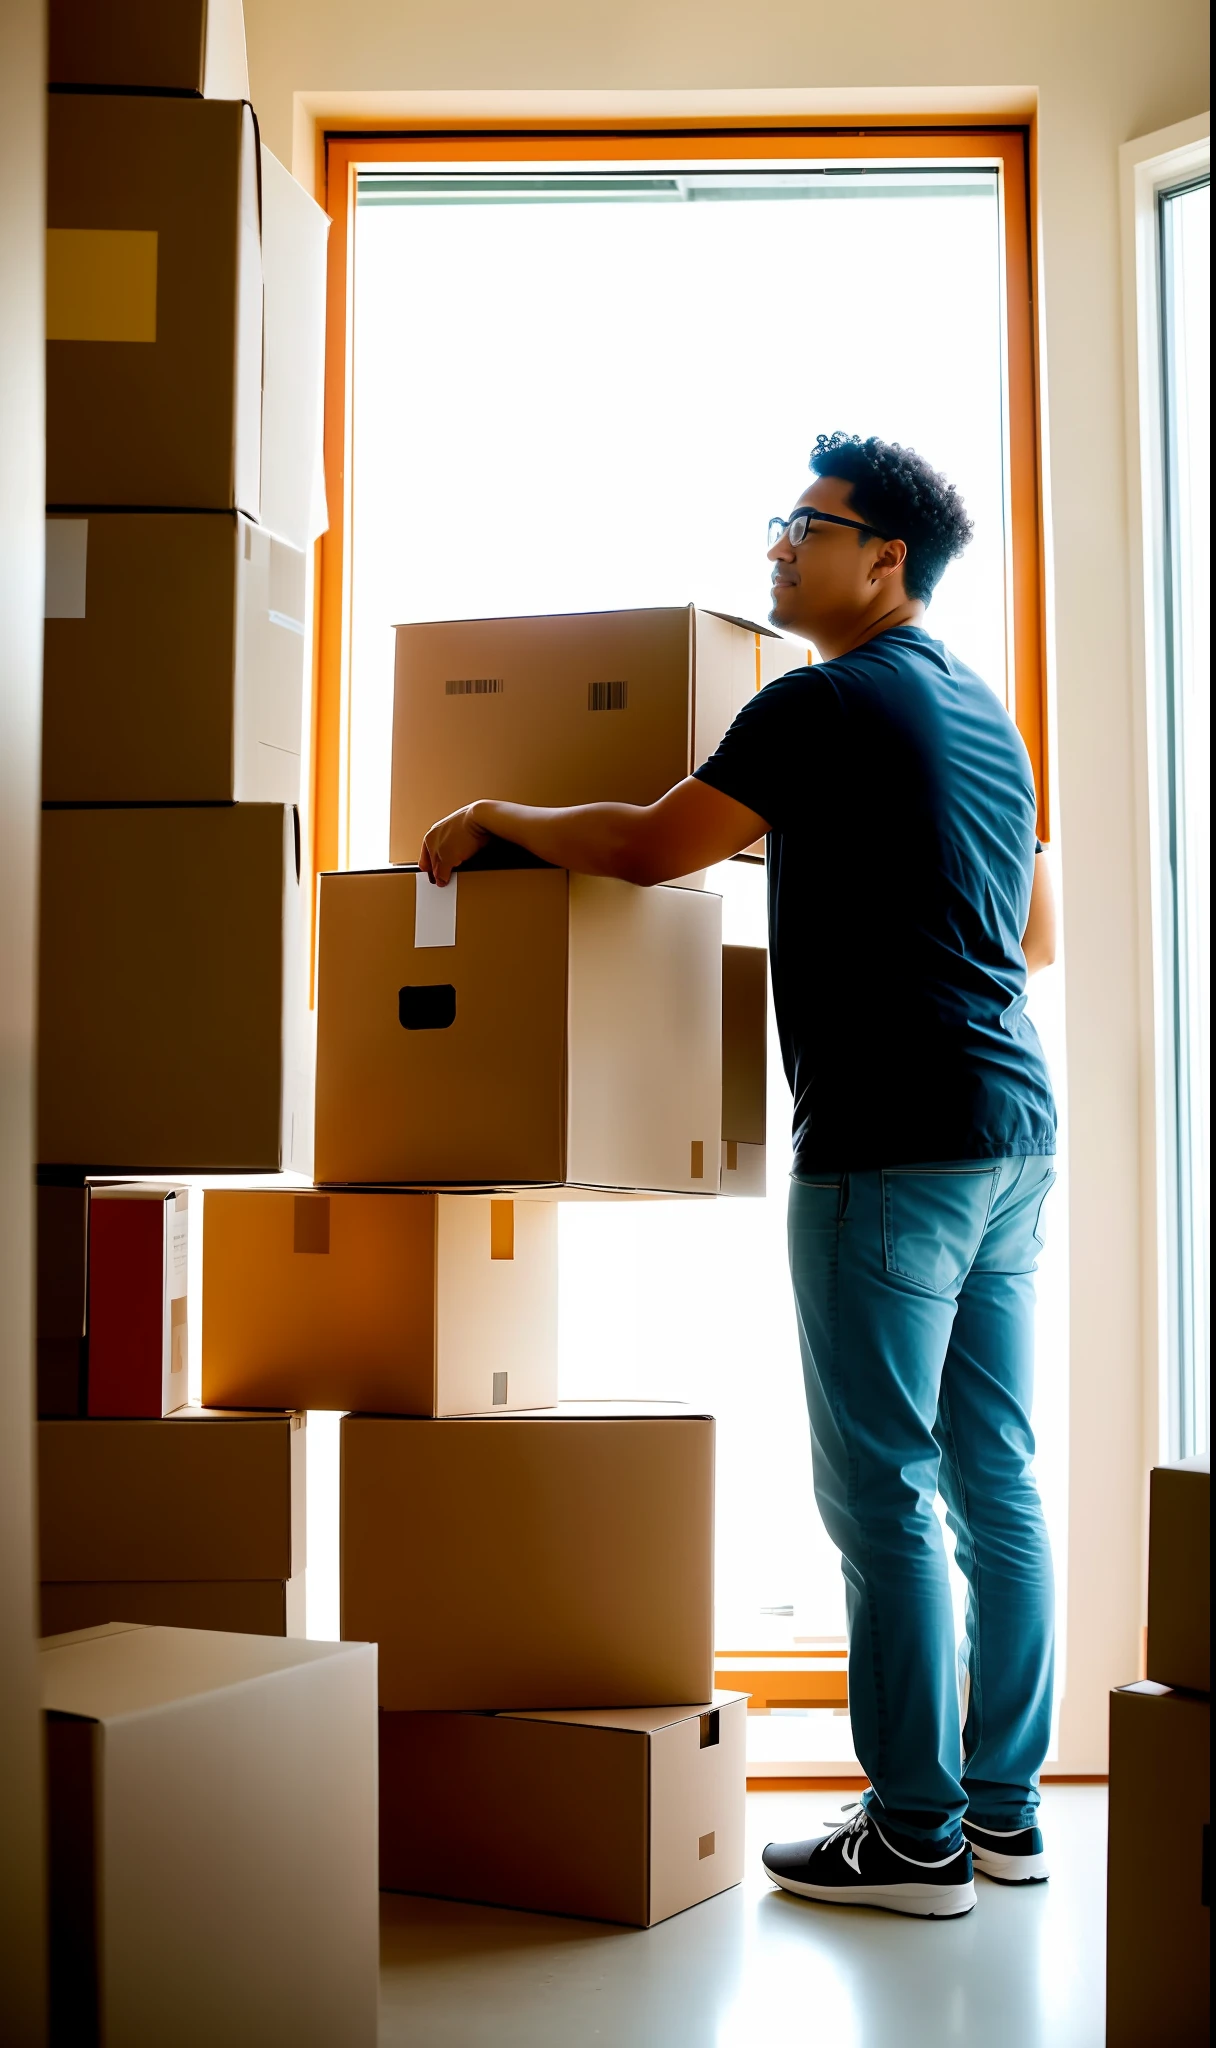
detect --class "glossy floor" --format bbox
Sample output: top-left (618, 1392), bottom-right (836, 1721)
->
top-left (378, 1782), bottom-right (1106, 2047)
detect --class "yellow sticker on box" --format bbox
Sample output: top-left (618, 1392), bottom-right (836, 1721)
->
top-left (46, 228), bottom-right (158, 343)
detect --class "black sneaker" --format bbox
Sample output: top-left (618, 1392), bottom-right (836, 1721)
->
top-left (762, 1808), bottom-right (976, 1918)
top-left (962, 1817), bottom-right (1049, 1884)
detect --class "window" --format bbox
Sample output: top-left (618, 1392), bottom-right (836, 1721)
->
top-left (312, 126), bottom-right (1061, 1767)
top-left (347, 164), bottom-right (1011, 866)
top-left (1159, 175), bottom-right (1210, 1458)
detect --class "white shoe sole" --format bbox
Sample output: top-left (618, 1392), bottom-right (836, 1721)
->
top-left (969, 1845), bottom-right (1050, 1885)
top-left (763, 1862), bottom-right (977, 1918)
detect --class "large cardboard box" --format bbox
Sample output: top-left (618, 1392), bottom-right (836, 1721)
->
top-left (315, 866), bottom-right (721, 1191)
top-left (43, 512), bottom-right (306, 803)
top-left (720, 943), bottom-right (767, 1197)
top-left (47, 104), bottom-right (328, 549)
top-left (389, 605), bottom-right (793, 864)
top-left (49, 0), bottom-right (249, 97)
top-left (36, 1179), bottom-right (88, 1417)
top-left (203, 1187), bottom-right (558, 1415)
top-left (1147, 1458), bottom-right (1210, 1693)
top-left (39, 1409), bottom-right (305, 1585)
top-left (43, 1625), bottom-right (378, 2048)
top-left (87, 1185), bottom-right (189, 1418)
top-left (47, 93), bottom-right (262, 515)
top-left (41, 1575), bottom-right (305, 1640)
top-left (1107, 1681), bottom-right (1209, 2046)
top-left (380, 1693), bottom-right (747, 1926)
top-left (38, 803), bottom-right (310, 1173)
top-left (342, 1406), bottom-right (715, 1710)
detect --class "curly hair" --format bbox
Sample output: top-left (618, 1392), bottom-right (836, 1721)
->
top-left (808, 432), bottom-right (974, 604)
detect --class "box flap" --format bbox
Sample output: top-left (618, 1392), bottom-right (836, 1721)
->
top-left (41, 1623), bottom-right (366, 1723)
top-left (43, 1622), bottom-right (145, 1658)
top-left (700, 608), bottom-right (781, 639)
top-left (502, 1691), bottom-right (748, 1734)
top-left (451, 1400), bottom-right (715, 1421)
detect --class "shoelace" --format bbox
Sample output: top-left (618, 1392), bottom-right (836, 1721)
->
top-left (824, 1808), bottom-right (871, 1860)
top-left (822, 1798), bottom-right (864, 1829)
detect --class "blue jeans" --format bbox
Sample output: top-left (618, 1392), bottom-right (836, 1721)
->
top-left (787, 1157), bottom-right (1056, 1848)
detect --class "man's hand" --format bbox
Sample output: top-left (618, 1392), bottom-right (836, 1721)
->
top-left (420, 804), bottom-right (491, 885)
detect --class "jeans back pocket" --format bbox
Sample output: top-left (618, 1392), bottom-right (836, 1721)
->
top-left (881, 1165), bottom-right (1000, 1296)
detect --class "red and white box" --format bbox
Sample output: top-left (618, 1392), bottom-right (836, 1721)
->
top-left (87, 1185), bottom-right (189, 1417)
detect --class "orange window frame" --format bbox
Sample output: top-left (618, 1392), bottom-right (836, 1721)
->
top-left (311, 121), bottom-right (1048, 977)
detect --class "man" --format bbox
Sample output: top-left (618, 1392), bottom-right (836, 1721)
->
top-left (422, 431), bottom-right (1058, 1921)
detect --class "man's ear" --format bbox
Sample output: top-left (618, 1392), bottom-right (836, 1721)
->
top-left (870, 536), bottom-right (907, 586)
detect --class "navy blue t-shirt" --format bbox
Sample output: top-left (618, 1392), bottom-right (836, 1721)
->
top-left (695, 624), bottom-right (1057, 1173)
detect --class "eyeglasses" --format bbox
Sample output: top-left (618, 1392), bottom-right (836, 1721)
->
top-left (767, 508), bottom-right (892, 548)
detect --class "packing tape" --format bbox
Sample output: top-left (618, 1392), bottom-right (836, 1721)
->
top-left (46, 228), bottom-right (158, 343)
top-left (415, 870), bottom-right (457, 948)
top-left (490, 1200), bottom-right (515, 1261)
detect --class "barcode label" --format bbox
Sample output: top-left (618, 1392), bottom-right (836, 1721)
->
top-left (588, 679), bottom-right (628, 711)
top-left (445, 677), bottom-right (503, 695)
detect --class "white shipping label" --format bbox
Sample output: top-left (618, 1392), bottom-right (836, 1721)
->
top-left (415, 869), bottom-right (458, 948)
top-left (169, 1199), bottom-right (189, 1300)
top-left (45, 519), bottom-right (88, 618)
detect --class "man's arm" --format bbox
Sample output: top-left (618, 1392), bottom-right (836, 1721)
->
top-left (420, 776), bottom-right (769, 886)
top-left (1022, 849), bottom-right (1057, 975)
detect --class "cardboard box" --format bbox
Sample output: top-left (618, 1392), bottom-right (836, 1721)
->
top-left (46, 103), bottom-right (327, 545)
top-left (47, 93), bottom-right (262, 515)
top-left (203, 1188), bottom-right (558, 1415)
top-left (49, 0), bottom-right (249, 97)
top-left (87, 1185), bottom-right (189, 1418)
top-left (720, 943), bottom-right (767, 1197)
top-left (342, 1406), bottom-right (715, 1710)
top-left (1147, 1458), bottom-right (1210, 1693)
top-left (389, 605), bottom-right (792, 864)
top-left (39, 1409), bottom-right (305, 1584)
top-left (43, 512), bottom-right (306, 803)
top-left (315, 865), bottom-right (721, 1191)
top-left (40, 1576), bottom-right (305, 1640)
top-left (36, 1179), bottom-right (88, 1417)
top-left (43, 1625), bottom-right (378, 2048)
top-left (380, 1693), bottom-right (747, 1926)
top-left (38, 803), bottom-right (309, 1173)
top-left (1107, 1681), bottom-right (1210, 2046)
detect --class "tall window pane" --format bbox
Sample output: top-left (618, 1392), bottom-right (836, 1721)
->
top-left (1161, 176), bottom-right (1211, 1457)
top-left (347, 165), bottom-right (1068, 1761)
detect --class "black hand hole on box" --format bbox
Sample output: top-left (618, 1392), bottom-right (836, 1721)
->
top-left (699, 1709), bottom-right (720, 1749)
top-left (399, 984), bottom-right (457, 1031)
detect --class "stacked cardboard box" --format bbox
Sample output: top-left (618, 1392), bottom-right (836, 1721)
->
top-left (40, 8), bottom-right (783, 1938)
top-left (1107, 1459), bottom-right (1210, 2045)
top-left (194, 603), bottom-right (778, 1921)
top-left (35, 4), bottom-right (327, 1653)
top-left (38, 1405), bottom-right (305, 1637)
top-left (388, 605), bottom-right (792, 866)
top-left (314, 607), bottom-right (781, 1919)
top-left (351, 1405), bottom-right (748, 1924)
top-left (39, 31), bottom-right (327, 1178)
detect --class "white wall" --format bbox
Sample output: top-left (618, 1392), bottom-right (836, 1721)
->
top-left (0, 0), bottom-right (47, 2039)
top-left (243, 0), bottom-right (1210, 1769)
